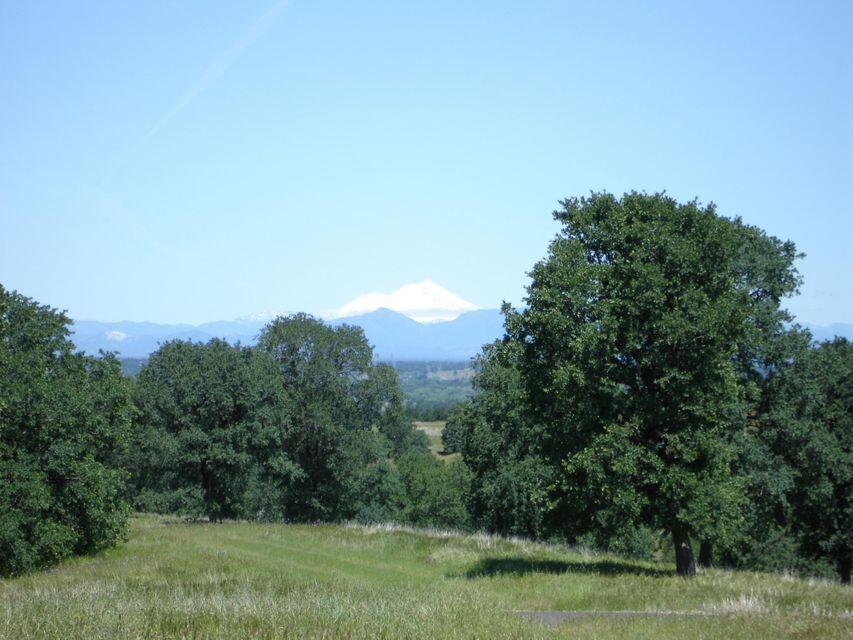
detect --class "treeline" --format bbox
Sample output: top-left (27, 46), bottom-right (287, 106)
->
top-left (1, 192), bottom-right (850, 582)
top-left (404, 401), bottom-right (467, 423)
top-left (443, 193), bottom-right (851, 581)
top-left (126, 314), bottom-right (471, 527)
top-left (0, 296), bottom-right (469, 577)
top-left (120, 357), bottom-right (474, 422)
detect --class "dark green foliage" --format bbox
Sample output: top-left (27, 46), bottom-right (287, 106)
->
top-left (122, 315), bottom-right (432, 527)
top-left (257, 314), bottom-right (427, 521)
top-left (349, 457), bottom-right (406, 524)
top-left (452, 192), bottom-right (825, 577)
top-left (510, 193), bottom-right (756, 576)
top-left (362, 364), bottom-right (428, 455)
top-left (451, 191), bottom-right (851, 581)
top-left (128, 315), bottom-right (428, 524)
top-left (404, 402), bottom-right (466, 422)
top-left (396, 452), bottom-right (471, 530)
top-left (439, 408), bottom-right (466, 454)
top-left (128, 339), bottom-right (293, 522)
top-left (6, 189), bottom-right (847, 586)
top-left (443, 341), bottom-right (551, 538)
top-left (0, 286), bottom-right (134, 576)
top-left (705, 220), bottom-right (851, 582)
top-left (726, 336), bottom-right (852, 581)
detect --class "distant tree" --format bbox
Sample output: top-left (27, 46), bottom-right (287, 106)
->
top-left (444, 341), bottom-right (552, 538)
top-left (129, 339), bottom-right (294, 521)
top-left (257, 314), bottom-right (425, 520)
top-left (360, 363), bottom-right (427, 455)
top-left (440, 408), bottom-right (466, 454)
top-left (729, 336), bottom-right (852, 582)
top-left (341, 431), bottom-right (406, 524)
top-left (505, 192), bottom-right (771, 576)
top-left (397, 452), bottom-right (471, 530)
top-left (0, 286), bottom-right (133, 576)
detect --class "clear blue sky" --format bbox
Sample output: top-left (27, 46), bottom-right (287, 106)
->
top-left (1, 1), bottom-right (850, 325)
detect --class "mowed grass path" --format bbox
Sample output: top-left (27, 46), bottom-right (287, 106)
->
top-left (1, 515), bottom-right (851, 639)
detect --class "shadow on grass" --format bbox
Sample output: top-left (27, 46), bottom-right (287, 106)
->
top-left (461, 557), bottom-right (671, 579)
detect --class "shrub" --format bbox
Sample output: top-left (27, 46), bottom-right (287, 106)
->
top-left (397, 452), bottom-right (470, 530)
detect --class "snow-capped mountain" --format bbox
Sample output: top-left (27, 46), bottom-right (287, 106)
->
top-left (330, 280), bottom-right (478, 323)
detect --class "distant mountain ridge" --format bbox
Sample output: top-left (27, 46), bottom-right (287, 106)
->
top-left (70, 314), bottom-right (853, 362)
top-left (71, 308), bottom-right (506, 361)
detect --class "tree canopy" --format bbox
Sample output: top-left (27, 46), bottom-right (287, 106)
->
top-left (506, 192), bottom-right (762, 574)
top-left (450, 192), bottom-right (842, 578)
top-left (256, 314), bottom-right (427, 520)
top-left (128, 314), bottom-right (430, 525)
top-left (129, 339), bottom-right (294, 521)
top-left (0, 286), bottom-right (133, 576)
top-left (727, 335), bottom-right (852, 582)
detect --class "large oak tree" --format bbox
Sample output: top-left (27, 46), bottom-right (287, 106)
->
top-left (507, 192), bottom-right (779, 575)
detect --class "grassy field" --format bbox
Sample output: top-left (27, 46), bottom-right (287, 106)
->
top-left (414, 421), bottom-right (460, 462)
top-left (1, 515), bottom-right (850, 639)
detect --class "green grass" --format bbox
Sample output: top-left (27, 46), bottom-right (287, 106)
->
top-left (414, 421), bottom-right (460, 462)
top-left (2, 515), bottom-right (851, 639)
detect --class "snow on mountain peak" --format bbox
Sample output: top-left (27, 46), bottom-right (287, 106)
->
top-left (331, 280), bottom-right (478, 323)
top-left (236, 310), bottom-right (286, 323)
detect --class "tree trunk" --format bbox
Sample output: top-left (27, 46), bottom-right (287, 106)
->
top-left (672, 529), bottom-right (696, 577)
top-left (699, 540), bottom-right (712, 568)
top-left (838, 554), bottom-right (851, 585)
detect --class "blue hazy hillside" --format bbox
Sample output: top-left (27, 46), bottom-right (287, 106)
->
top-left (71, 309), bottom-right (507, 361)
top-left (70, 313), bottom-right (853, 362)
